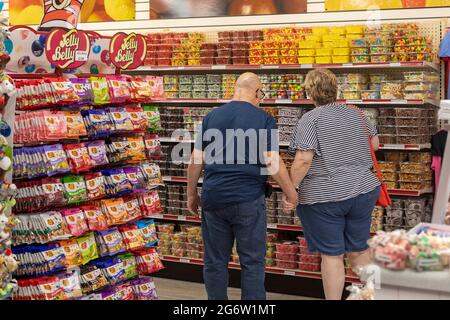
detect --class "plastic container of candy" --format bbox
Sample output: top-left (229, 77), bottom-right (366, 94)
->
top-left (404, 91), bottom-right (437, 100)
top-left (298, 57), bottom-right (315, 64)
top-left (351, 55), bottom-right (370, 63)
top-left (275, 252), bottom-right (298, 262)
top-left (280, 56), bottom-right (297, 64)
top-left (398, 181), bottom-right (429, 190)
top-left (378, 161), bottom-right (398, 172)
top-left (394, 108), bottom-right (428, 117)
top-left (384, 181), bottom-right (398, 189)
top-left (351, 39), bottom-right (368, 47)
top-left (298, 49), bottom-right (315, 56)
top-left (381, 171), bottom-right (398, 182)
top-left (315, 56), bottom-right (332, 64)
top-left (361, 90), bottom-right (381, 100)
top-left (267, 215), bottom-right (277, 224)
top-left (299, 263), bottom-right (321, 272)
top-left (396, 126), bottom-right (428, 135)
top-left (332, 55), bottom-right (350, 63)
top-left (399, 162), bottom-right (430, 174)
top-left (275, 260), bottom-right (299, 270)
top-left (275, 242), bottom-right (299, 254)
top-left (403, 72), bottom-right (440, 82)
top-left (397, 135), bottom-right (429, 144)
top-left (384, 151), bottom-right (408, 162)
top-left (277, 216), bottom-right (294, 225)
top-left (299, 254), bottom-right (321, 264)
top-left (378, 125), bottom-right (397, 135)
top-left (370, 54), bottom-right (390, 63)
top-left (343, 91), bottom-right (361, 100)
top-left (351, 47), bottom-right (369, 55)
top-left (370, 46), bottom-right (390, 54)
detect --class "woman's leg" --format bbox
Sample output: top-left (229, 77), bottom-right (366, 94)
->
top-left (346, 250), bottom-right (372, 273)
top-left (321, 254), bottom-right (345, 300)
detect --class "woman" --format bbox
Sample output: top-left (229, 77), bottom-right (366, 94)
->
top-left (285, 69), bottom-right (380, 300)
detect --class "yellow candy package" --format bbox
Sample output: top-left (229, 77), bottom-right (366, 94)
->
top-left (89, 77), bottom-right (110, 105)
top-left (76, 232), bottom-right (99, 264)
top-left (60, 239), bottom-right (83, 267)
top-left (127, 136), bottom-right (147, 162)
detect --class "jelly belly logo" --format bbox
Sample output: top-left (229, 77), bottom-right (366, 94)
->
top-left (45, 29), bottom-right (90, 69)
top-left (109, 32), bottom-right (146, 70)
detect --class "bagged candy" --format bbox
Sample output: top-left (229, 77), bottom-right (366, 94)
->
top-left (135, 219), bottom-right (158, 247)
top-left (62, 176), bottom-right (88, 204)
top-left (62, 208), bottom-right (89, 237)
top-left (43, 144), bottom-right (70, 175)
top-left (131, 276), bottom-right (158, 300)
top-left (141, 163), bottom-right (164, 187)
top-left (96, 227), bottom-right (126, 256)
top-left (123, 167), bottom-right (147, 192)
top-left (101, 198), bottom-right (128, 226)
top-left (65, 111), bottom-right (87, 138)
top-left (41, 177), bottom-right (66, 207)
top-left (106, 137), bottom-right (131, 163)
top-left (95, 257), bottom-right (127, 286)
top-left (48, 78), bottom-right (79, 105)
top-left (108, 107), bottom-right (134, 131)
top-left (59, 270), bottom-right (83, 300)
top-left (127, 137), bottom-right (147, 162)
top-left (90, 77), bottom-right (110, 105)
top-left (81, 205), bottom-right (108, 231)
top-left (143, 106), bottom-right (161, 131)
top-left (126, 106), bottom-right (148, 131)
top-left (107, 76), bottom-right (131, 103)
top-left (119, 225), bottom-right (146, 251)
top-left (82, 109), bottom-right (114, 136)
top-left (64, 143), bottom-right (93, 172)
top-left (60, 239), bottom-right (83, 267)
top-left (79, 264), bottom-right (109, 294)
top-left (123, 195), bottom-right (143, 222)
top-left (84, 172), bottom-right (106, 200)
top-left (147, 76), bottom-right (165, 99)
top-left (76, 232), bottom-right (99, 265)
top-left (129, 78), bottom-right (152, 101)
top-left (86, 140), bottom-right (109, 167)
top-left (117, 252), bottom-right (138, 280)
top-left (69, 78), bottom-right (93, 106)
top-left (43, 111), bottom-right (67, 140)
top-left (135, 248), bottom-right (164, 274)
top-left (138, 190), bottom-right (163, 217)
top-left (144, 135), bottom-right (162, 160)
top-left (102, 168), bottom-right (133, 195)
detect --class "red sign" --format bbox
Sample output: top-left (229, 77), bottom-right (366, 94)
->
top-left (45, 29), bottom-right (91, 70)
top-left (109, 32), bottom-right (147, 70)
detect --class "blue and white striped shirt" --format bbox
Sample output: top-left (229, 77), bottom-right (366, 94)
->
top-left (288, 102), bottom-right (380, 205)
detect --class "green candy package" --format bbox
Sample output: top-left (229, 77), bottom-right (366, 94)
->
top-left (89, 77), bottom-right (111, 105)
top-left (76, 232), bottom-right (99, 265)
top-left (62, 175), bottom-right (88, 204)
top-left (117, 252), bottom-right (139, 280)
top-left (143, 106), bottom-right (161, 131)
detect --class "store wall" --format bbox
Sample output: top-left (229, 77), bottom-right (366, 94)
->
top-left (0, 0), bottom-right (449, 34)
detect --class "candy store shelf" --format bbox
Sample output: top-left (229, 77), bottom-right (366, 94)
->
top-left (148, 98), bottom-right (439, 107)
top-left (130, 61), bottom-right (439, 73)
top-left (160, 255), bottom-right (360, 284)
top-left (378, 143), bottom-right (431, 151)
top-left (152, 213), bottom-right (202, 223)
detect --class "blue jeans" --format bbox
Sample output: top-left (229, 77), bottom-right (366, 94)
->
top-left (202, 195), bottom-right (267, 300)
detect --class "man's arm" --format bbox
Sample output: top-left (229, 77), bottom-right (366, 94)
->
top-left (187, 148), bottom-right (204, 216)
top-left (264, 151), bottom-right (298, 205)
top-left (290, 150), bottom-right (314, 189)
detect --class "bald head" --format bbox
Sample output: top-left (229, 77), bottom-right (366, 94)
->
top-left (233, 72), bottom-right (263, 107)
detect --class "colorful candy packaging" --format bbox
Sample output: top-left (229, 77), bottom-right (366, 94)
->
top-left (120, 224), bottom-right (146, 251)
top-left (117, 252), bottom-right (139, 280)
top-left (86, 140), bottom-right (109, 167)
top-left (89, 77), bottom-right (110, 105)
top-left (123, 195), bottom-right (143, 222)
top-left (101, 198), bottom-right (128, 226)
top-left (135, 219), bottom-right (158, 247)
top-left (79, 264), bottom-right (108, 294)
top-left (135, 248), bottom-right (164, 274)
top-left (95, 257), bottom-right (127, 286)
top-left (43, 144), bottom-right (70, 175)
top-left (81, 109), bottom-right (113, 136)
top-left (69, 78), bottom-right (93, 106)
top-left (147, 76), bottom-right (165, 99)
top-left (141, 163), bottom-right (164, 186)
top-left (138, 190), bottom-right (163, 217)
top-left (131, 276), bottom-right (158, 300)
top-left (43, 111), bottom-right (68, 140)
top-left (81, 205), bottom-right (108, 231)
top-left (41, 177), bottom-right (65, 207)
top-left (108, 107), bottom-right (134, 131)
top-left (62, 208), bottom-right (89, 237)
top-left (84, 172), bottom-right (106, 200)
top-left (64, 111), bottom-right (88, 138)
top-left (107, 76), bottom-right (131, 103)
top-left (102, 168), bottom-right (133, 195)
top-left (126, 106), bottom-right (148, 131)
top-left (106, 137), bottom-right (131, 163)
top-left (144, 134), bottom-right (163, 160)
top-left (76, 232), bottom-right (99, 265)
top-left (127, 136), bottom-right (147, 162)
top-left (60, 239), bottom-right (83, 267)
top-left (96, 227), bottom-right (126, 256)
top-left (62, 176), bottom-right (88, 204)
top-left (123, 167), bottom-right (147, 192)
top-left (129, 78), bottom-right (152, 101)
top-left (143, 106), bottom-right (161, 131)
top-left (48, 78), bottom-right (79, 105)
top-left (59, 270), bottom-right (83, 300)
top-left (64, 143), bottom-right (93, 172)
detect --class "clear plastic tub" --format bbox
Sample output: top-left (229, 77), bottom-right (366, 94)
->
top-left (378, 161), bottom-right (398, 172)
top-left (403, 72), bottom-right (440, 82)
top-left (275, 252), bottom-right (298, 261)
top-left (275, 260), bottom-right (299, 270)
top-left (384, 151), bottom-right (408, 162)
top-left (379, 135), bottom-right (397, 144)
top-left (378, 126), bottom-right (397, 135)
top-left (299, 263), bottom-right (321, 272)
top-left (395, 117), bottom-right (428, 127)
top-left (361, 90), bottom-right (381, 99)
top-left (400, 162), bottom-right (430, 174)
top-left (275, 242), bottom-right (299, 254)
top-left (409, 152), bottom-right (432, 163)
top-left (397, 126), bottom-right (428, 135)
top-left (397, 135), bottom-right (429, 144)
top-left (316, 56), bottom-right (332, 64)
top-left (381, 172), bottom-right (398, 181)
top-left (343, 91), bottom-right (361, 99)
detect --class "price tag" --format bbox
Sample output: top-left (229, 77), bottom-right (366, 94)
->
top-left (346, 100), bottom-right (363, 104)
top-left (154, 214), bottom-right (163, 219)
top-left (211, 65), bottom-right (227, 70)
top-left (164, 176), bottom-right (172, 181)
top-left (391, 100), bottom-right (408, 104)
top-left (75, 51), bottom-right (88, 62)
top-left (284, 270), bottom-right (296, 276)
top-left (261, 65), bottom-right (279, 69)
top-left (178, 216), bottom-right (187, 221)
top-left (177, 66), bottom-right (185, 70)
top-left (342, 63), bottom-right (353, 67)
top-left (275, 99), bottom-right (293, 104)
top-left (380, 144), bottom-right (398, 150)
top-left (267, 223), bottom-right (277, 229)
top-left (180, 259), bottom-right (190, 263)
top-left (301, 64), bottom-right (313, 69)
top-left (390, 62), bottom-right (401, 67)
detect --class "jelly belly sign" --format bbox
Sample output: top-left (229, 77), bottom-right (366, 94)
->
top-left (45, 29), bottom-right (91, 69)
top-left (109, 32), bottom-right (146, 70)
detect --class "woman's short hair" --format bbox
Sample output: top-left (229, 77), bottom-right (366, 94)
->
top-left (304, 69), bottom-right (337, 106)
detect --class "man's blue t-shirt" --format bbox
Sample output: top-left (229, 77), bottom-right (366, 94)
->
top-left (195, 101), bottom-right (278, 210)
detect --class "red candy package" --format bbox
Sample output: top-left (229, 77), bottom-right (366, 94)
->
top-left (81, 205), bottom-right (108, 231)
top-left (43, 111), bottom-right (67, 140)
top-left (64, 143), bottom-right (93, 172)
top-left (138, 190), bottom-right (163, 217)
top-left (62, 208), bottom-right (89, 237)
top-left (126, 106), bottom-right (148, 131)
top-left (107, 76), bottom-right (131, 103)
top-left (135, 248), bottom-right (164, 274)
top-left (123, 195), bottom-right (143, 222)
top-left (47, 78), bottom-right (79, 105)
top-left (84, 172), bottom-right (106, 200)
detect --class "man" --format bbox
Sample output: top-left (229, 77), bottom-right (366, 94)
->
top-left (187, 72), bottom-right (298, 300)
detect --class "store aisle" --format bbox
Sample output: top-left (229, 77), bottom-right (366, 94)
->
top-left (153, 277), bottom-right (317, 300)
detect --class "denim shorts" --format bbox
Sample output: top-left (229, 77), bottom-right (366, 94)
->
top-left (296, 186), bottom-right (380, 256)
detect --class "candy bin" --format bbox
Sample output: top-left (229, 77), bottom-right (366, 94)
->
top-left (368, 230), bottom-right (410, 270)
top-left (276, 241), bottom-right (299, 254)
top-left (275, 260), bottom-right (299, 270)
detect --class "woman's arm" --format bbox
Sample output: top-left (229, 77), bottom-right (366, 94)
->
top-left (290, 150), bottom-right (314, 188)
top-left (371, 135), bottom-right (380, 152)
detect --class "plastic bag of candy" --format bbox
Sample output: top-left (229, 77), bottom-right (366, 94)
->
top-left (119, 224), bottom-right (146, 251)
top-left (84, 172), bottom-right (106, 200)
top-left (86, 140), bottom-right (109, 167)
top-left (143, 106), bottom-right (161, 131)
top-left (117, 252), bottom-right (139, 280)
top-left (102, 168), bottom-right (133, 195)
top-left (126, 106), bottom-right (148, 131)
top-left (101, 198), bottom-right (128, 226)
top-left (76, 232), bottom-right (99, 264)
top-left (95, 227), bottom-right (127, 257)
top-left (144, 134), bottom-right (163, 160)
top-left (123, 167), bottom-right (147, 192)
top-left (90, 77), bottom-right (111, 105)
top-left (107, 76), bottom-right (131, 103)
top-left (95, 256), bottom-right (127, 286)
top-left (368, 230), bottom-right (410, 270)
top-left (64, 111), bottom-right (88, 138)
top-left (135, 248), bottom-right (164, 274)
top-left (122, 195), bottom-right (143, 222)
top-left (108, 107), bottom-right (134, 132)
top-left (81, 205), bottom-right (108, 231)
top-left (62, 175), bottom-right (88, 204)
top-left (79, 264), bottom-right (109, 294)
top-left (62, 207), bottom-right (89, 237)
top-left (64, 143), bottom-right (93, 172)
top-left (69, 78), bottom-right (93, 106)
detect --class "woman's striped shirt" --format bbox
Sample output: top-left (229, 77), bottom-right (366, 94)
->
top-left (288, 102), bottom-right (380, 205)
